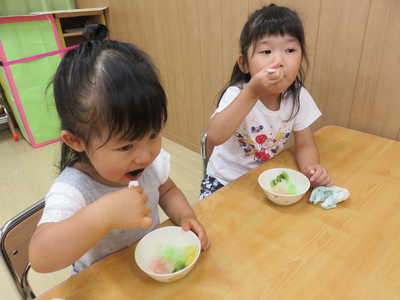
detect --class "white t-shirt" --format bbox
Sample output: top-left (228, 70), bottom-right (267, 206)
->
top-left (207, 86), bottom-right (321, 185)
top-left (38, 149), bottom-right (170, 273)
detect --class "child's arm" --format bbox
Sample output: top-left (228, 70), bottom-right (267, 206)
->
top-left (29, 187), bottom-right (152, 273)
top-left (207, 67), bottom-right (284, 147)
top-left (207, 86), bottom-right (258, 146)
top-left (294, 127), bottom-right (333, 187)
top-left (159, 178), bottom-right (210, 251)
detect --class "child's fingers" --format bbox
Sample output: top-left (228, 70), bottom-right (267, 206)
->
top-left (320, 169), bottom-right (332, 185)
top-left (128, 186), bottom-right (144, 195)
top-left (199, 232), bottom-right (210, 251)
top-left (181, 219), bottom-right (199, 233)
top-left (138, 195), bottom-right (151, 217)
top-left (131, 199), bottom-right (152, 229)
top-left (203, 239), bottom-right (211, 251)
top-left (312, 171), bottom-right (333, 187)
top-left (181, 220), bottom-right (209, 251)
top-left (181, 220), bottom-right (191, 231)
top-left (324, 173), bottom-right (334, 186)
top-left (140, 194), bottom-right (149, 205)
top-left (189, 225), bottom-right (207, 250)
top-left (140, 216), bottom-right (153, 228)
top-left (322, 174), bottom-right (334, 187)
top-left (309, 167), bottom-right (320, 182)
top-left (315, 175), bottom-right (328, 187)
top-left (190, 223), bottom-right (209, 251)
top-left (142, 202), bottom-right (151, 215)
top-left (308, 165), bottom-right (318, 174)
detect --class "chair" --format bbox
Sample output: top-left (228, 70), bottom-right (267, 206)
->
top-left (0, 199), bottom-right (45, 300)
top-left (200, 133), bottom-right (214, 178)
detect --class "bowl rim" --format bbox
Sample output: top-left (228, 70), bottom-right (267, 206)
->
top-left (258, 168), bottom-right (310, 197)
top-left (134, 225), bottom-right (201, 278)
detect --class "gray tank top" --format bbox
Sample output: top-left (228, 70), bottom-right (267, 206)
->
top-left (56, 167), bottom-right (161, 273)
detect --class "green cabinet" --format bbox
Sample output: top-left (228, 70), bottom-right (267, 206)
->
top-left (0, 8), bottom-right (107, 147)
top-left (0, 14), bottom-right (62, 147)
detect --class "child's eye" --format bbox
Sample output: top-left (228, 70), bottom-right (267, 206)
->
top-left (117, 144), bottom-right (133, 151)
top-left (150, 132), bottom-right (159, 139)
top-left (286, 48), bottom-right (297, 53)
top-left (260, 50), bottom-right (272, 55)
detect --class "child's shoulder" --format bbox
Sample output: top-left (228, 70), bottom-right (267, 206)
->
top-left (144, 149), bottom-right (170, 185)
top-left (55, 167), bottom-right (94, 186)
top-left (48, 167), bottom-right (122, 207)
top-left (217, 85), bottom-right (242, 110)
top-left (51, 167), bottom-right (107, 197)
top-left (299, 86), bottom-right (313, 100)
top-left (223, 85), bottom-right (242, 97)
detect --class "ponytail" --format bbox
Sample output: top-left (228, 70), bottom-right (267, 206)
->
top-left (82, 24), bottom-right (108, 41)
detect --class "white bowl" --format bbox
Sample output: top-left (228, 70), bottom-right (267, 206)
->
top-left (258, 168), bottom-right (310, 205)
top-left (134, 226), bottom-right (201, 283)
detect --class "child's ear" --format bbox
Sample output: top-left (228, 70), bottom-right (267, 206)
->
top-left (60, 130), bottom-right (85, 152)
top-left (237, 55), bottom-right (249, 73)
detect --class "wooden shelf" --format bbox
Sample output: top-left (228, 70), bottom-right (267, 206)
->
top-left (63, 31), bottom-right (83, 37)
top-left (45, 8), bottom-right (107, 47)
top-left (32, 7), bottom-right (107, 18)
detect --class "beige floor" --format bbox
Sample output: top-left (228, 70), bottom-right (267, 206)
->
top-left (0, 130), bottom-right (202, 298)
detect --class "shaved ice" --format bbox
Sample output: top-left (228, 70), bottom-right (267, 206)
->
top-left (269, 171), bottom-right (297, 195)
top-left (149, 245), bottom-right (198, 274)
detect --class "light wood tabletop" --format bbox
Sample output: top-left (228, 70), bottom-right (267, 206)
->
top-left (38, 126), bottom-right (400, 300)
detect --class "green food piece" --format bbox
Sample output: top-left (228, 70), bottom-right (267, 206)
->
top-left (162, 246), bottom-right (181, 265)
top-left (270, 171), bottom-right (289, 187)
top-left (281, 171), bottom-right (289, 180)
top-left (172, 260), bottom-right (186, 272)
top-left (160, 245), bottom-right (197, 273)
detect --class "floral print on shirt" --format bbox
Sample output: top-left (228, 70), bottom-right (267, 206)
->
top-left (235, 123), bottom-right (291, 162)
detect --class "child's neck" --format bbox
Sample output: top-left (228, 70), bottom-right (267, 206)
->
top-left (259, 93), bottom-right (281, 111)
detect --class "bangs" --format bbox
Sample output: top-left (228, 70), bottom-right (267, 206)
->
top-left (249, 7), bottom-right (305, 49)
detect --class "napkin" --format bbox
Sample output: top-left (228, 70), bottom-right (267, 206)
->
top-left (309, 186), bottom-right (350, 209)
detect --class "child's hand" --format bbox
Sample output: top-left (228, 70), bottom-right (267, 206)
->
top-left (246, 65), bottom-right (284, 99)
top-left (181, 217), bottom-right (210, 251)
top-left (304, 164), bottom-right (334, 187)
top-left (98, 187), bottom-right (153, 230)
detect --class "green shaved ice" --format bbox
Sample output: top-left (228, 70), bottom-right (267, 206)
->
top-left (162, 246), bottom-right (182, 265)
top-left (286, 182), bottom-right (297, 194)
top-left (159, 245), bottom-right (195, 273)
top-left (269, 171), bottom-right (298, 195)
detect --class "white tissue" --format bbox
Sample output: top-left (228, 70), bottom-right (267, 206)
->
top-left (309, 186), bottom-right (350, 209)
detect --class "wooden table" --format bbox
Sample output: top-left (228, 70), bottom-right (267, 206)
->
top-left (38, 126), bottom-right (400, 300)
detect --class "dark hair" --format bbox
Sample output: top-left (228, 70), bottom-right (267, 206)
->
top-left (219, 4), bottom-right (308, 120)
top-left (82, 23), bottom-right (108, 41)
top-left (53, 24), bottom-right (167, 171)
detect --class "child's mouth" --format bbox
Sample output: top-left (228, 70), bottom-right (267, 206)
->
top-left (126, 169), bottom-right (145, 179)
